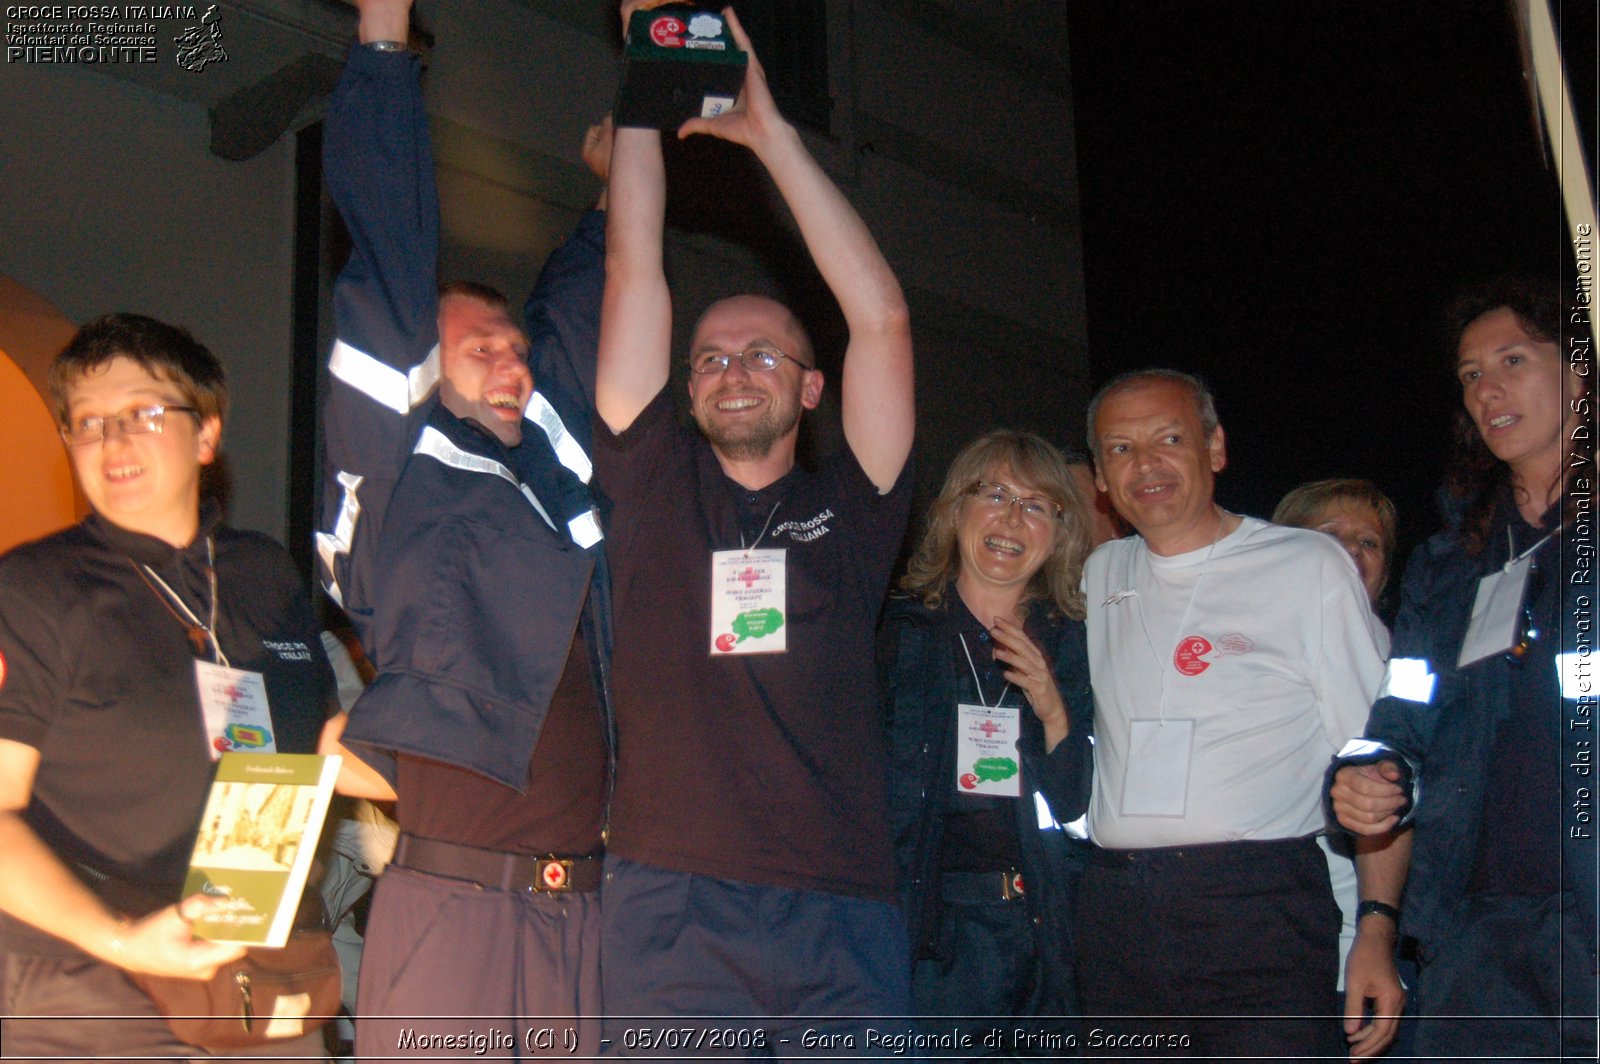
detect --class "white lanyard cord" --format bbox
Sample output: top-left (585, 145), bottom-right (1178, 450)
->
top-left (739, 502), bottom-right (782, 553)
top-left (1505, 526), bottom-right (1556, 570)
top-left (139, 537), bottom-right (228, 668)
top-left (958, 631), bottom-right (1012, 710)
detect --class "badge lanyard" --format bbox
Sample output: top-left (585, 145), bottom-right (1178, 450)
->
top-left (1111, 522), bottom-right (1225, 818)
top-left (955, 630), bottom-right (1022, 798)
top-left (1457, 525), bottom-right (1557, 668)
top-left (130, 537), bottom-right (227, 666)
top-left (958, 631), bottom-right (1013, 710)
top-left (130, 539), bottom-right (276, 758)
top-left (1123, 526), bottom-right (1222, 725)
top-left (709, 501), bottom-right (789, 655)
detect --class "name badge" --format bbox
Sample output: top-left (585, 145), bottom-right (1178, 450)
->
top-left (710, 548), bottom-right (787, 655)
top-left (1458, 554), bottom-right (1533, 668)
top-left (1119, 718), bottom-right (1194, 817)
top-left (955, 703), bottom-right (1021, 798)
top-left (194, 660), bottom-right (276, 760)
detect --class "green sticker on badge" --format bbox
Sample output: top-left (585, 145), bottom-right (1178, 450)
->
top-left (973, 756), bottom-right (1018, 783)
top-left (732, 607), bottom-right (785, 642)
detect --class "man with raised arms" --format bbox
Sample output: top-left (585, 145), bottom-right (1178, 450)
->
top-left (594, 2), bottom-right (915, 1047)
top-left (316, 0), bottom-right (611, 1054)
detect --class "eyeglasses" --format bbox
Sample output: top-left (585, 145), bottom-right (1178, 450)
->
top-left (690, 344), bottom-right (813, 375)
top-left (967, 481), bottom-right (1062, 521)
top-left (61, 404), bottom-right (200, 446)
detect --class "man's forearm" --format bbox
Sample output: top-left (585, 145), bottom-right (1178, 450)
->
top-left (1354, 825), bottom-right (1411, 907)
top-left (0, 811), bottom-right (127, 963)
top-left (596, 125), bottom-right (672, 431)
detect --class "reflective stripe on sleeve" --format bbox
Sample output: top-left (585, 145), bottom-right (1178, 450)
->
top-left (329, 339), bottom-right (440, 414)
top-left (526, 392), bottom-right (593, 484)
top-left (1558, 652), bottom-right (1592, 701)
top-left (1378, 657), bottom-right (1436, 704)
top-left (314, 470), bottom-right (365, 606)
top-left (413, 427), bottom-right (558, 534)
top-left (567, 509), bottom-right (603, 550)
top-left (1337, 738), bottom-right (1390, 760)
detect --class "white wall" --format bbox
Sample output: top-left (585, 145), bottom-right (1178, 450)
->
top-left (0, 60), bottom-right (298, 541)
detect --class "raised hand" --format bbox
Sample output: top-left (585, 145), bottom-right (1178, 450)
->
top-left (676, 8), bottom-right (791, 155)
top-left (989, 617), bottom-right (1069, 752)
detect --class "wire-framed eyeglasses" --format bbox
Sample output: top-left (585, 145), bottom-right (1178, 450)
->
top-left (966, 481), bottom-right (1062, 521)
top-left (60, 404), bottom-right (201, 446)
top-left (690, 343), bottom-right (814, 375)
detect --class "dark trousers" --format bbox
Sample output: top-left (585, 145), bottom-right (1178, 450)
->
top-left (354, 863), bottom-right (601, 1059)
top-left (600, 856), bottom-right (911, 1059)
top-left (1, 949), bottom-right (326, 1062)
top-left (1412, 892), bottom-right (1597, 1062)
top-left (911, 884), bottom-right (1079, 1059)
top-left (1074, 835), bottom-right (1340, 1059)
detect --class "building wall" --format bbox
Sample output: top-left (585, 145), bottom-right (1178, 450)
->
top-left (1, 0), bottom-right (1087, 550)
top-left (0, 60), bottom-right (298, 541)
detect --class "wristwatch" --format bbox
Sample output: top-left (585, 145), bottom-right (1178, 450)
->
top-left (1355, 899), bottom-right (1401, 923)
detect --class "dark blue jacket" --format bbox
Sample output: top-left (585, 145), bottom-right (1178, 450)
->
top-left (1362, 493), bottom-right (1597, 956)
top-left (317, 44), bottom-right (609, 791)
top-left (881, 594), bottom-right (1094, 1004)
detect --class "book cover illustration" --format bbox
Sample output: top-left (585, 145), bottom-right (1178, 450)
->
top-left (183, 753), bottom-right (341, 947)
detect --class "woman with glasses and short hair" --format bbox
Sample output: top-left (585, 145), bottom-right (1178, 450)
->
top-left (0, 313), bottom-right (334, 1059)
top-left (881, 430), bottom-right (1095, 1051)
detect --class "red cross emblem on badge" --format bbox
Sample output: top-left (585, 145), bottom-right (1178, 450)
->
top-left (979, 720), bottom-right (1001, 737)
top-left (649, 15), bottom-right (685, 47)
top-left (736, 566), bottom-right (760, 588)
top-left (541, 861), bottom-right (568, 890)
top-left (223, 682), bottom-right (245, 702)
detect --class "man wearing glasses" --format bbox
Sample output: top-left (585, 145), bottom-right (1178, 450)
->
top-left (592, 4), bottom-right (915, 1047)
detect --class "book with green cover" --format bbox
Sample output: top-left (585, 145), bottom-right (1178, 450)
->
top-left (182, 752), bottom-right (341, 947)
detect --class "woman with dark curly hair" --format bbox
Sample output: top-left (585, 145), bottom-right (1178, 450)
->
top-left (882, 430), bottom-right (1095, 1052)
top-left (1332, 277), bottom-right (1595, 1059)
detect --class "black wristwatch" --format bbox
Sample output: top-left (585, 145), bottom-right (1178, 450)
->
top-left (1356, 899), bottom-right (1401, 923)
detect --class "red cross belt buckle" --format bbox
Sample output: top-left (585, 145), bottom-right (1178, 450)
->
top-left (537, 858), bottom-right (571, 891)
top-left (1006, 872), bottom-right (1026, 899)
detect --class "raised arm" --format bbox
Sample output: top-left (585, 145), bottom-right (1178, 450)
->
top-left (316, 0), bottom-right (439, 614)
top-left (678, 9), bottom-right (912, 490)
top-left (325, 0), bottom-right (438, 378)
top-left (522, 117), bottom-right (612, 452)
top-left (595, 118), bottom-right (672, 433)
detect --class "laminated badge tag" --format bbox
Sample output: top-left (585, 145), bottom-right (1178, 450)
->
top-left (710, 548), bottom-right (787, 655)
top-left (955, 703), bottom-right (1021, 798)
top-left (1120, 719), bottom-right (1194, 816)
top-left (193, 661), bottom-right (276, 760)
top-left (1457, 554), bottom-right (1533, 668)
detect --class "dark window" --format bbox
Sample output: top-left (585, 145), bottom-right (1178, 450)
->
top-left (734, 0), bottom-right (831, 135)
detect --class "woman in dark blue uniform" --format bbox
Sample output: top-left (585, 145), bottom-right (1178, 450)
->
top-left (1333, 278), bottom-right (1595, 1059)
top-left (883, 430), bottom-right (1095, 1056)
